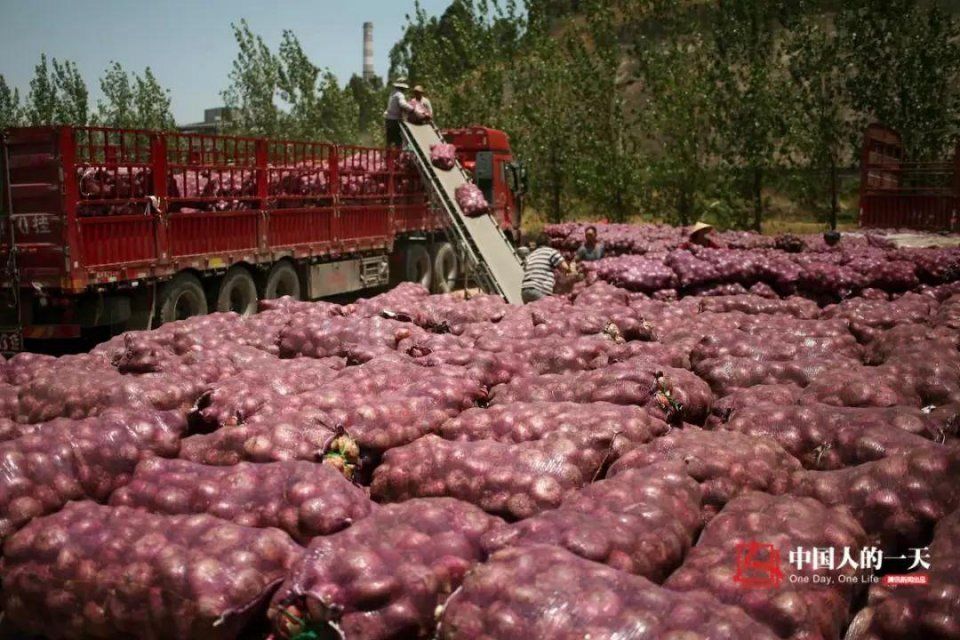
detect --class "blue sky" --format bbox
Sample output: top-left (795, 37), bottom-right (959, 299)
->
top-left (0, 0), bottom-right (453, 123)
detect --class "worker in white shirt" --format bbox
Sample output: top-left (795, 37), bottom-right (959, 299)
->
top-left (410, 85), bottom-right (433, 119)
top-left (384, 78), bottom-right (412, 147)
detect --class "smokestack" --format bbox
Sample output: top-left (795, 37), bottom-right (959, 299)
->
top-left (362, 22), bottom-right (375, 82)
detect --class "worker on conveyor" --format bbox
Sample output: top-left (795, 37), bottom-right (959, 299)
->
top-left (521, 232), bottom-right (577, 303)
top-left (575, 225), bottom-right (605, 261)
top-left (410, 85), bottom-right (433, 119)
top-left (384, 78), bottom-right (413, 147)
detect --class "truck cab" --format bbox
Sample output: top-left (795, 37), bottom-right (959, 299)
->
top-left (443, 126), bottom-right (526, 242)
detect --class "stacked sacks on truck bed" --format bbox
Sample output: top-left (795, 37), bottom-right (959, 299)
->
top-left (2, 219), bottom-right (960, 638)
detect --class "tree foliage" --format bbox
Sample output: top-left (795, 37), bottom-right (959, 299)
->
top-left (222, 20), bottom-right (283, 136)
top-left (96, 62), bottom-right (176, 130)
top-left (784, 11), bottom-right (856, 229)
top-left (221, 22), bottom-right (373, 142)
top-left (840, 0), bottom-right (960, 159)
top-left (24, 54), bottom-right (58, 125)
top-left (0, 75), bottom-right (22, 130)
top-left (22, 54), bottom-right (89, 126)
top-left (632, 2), bottom-right (718, 227)
top-left (4, 1), bottom-right (960, 230)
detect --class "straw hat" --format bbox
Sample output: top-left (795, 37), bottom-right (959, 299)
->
top-left (393, 77), bottom-right (409, 90)
top-left (413, 85), bottom-right (425, 94)
top-left (690, 221), bottom-right (713, 235)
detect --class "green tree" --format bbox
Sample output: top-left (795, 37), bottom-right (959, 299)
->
top-left (567, 1), bottom-right (642, 221)
top-left (784, 13), bottom-right (857, 230)
top-left (636, 32), bottom-right (718, 226)
top-left (710, 0), bottom-right (794, 231)
top-left (51, 59), bottom-right (88, 125)
top-left (276, 30), bottom-right (361, 142)
top-left (840, 0), bottom-right (960, 159)
top-left (98, 63), bottom-right (174, 130)
top-left (222, 19), bottom-right (282, 136)
top-left (24, 54), bottom-right (88, 125)
top-left (509, 36), bottom-right (578, 222)
top-left (134, 67), bottom-right (175, 130)
top-left (0, 75), bottom-right (22, 130)
top-left (390, 0), bottom-right (527, 126)
top-left (25, 54), bottom-right (57, 125)
top-left (97, 62), bottom-right (136, 127)
top-left (348, 74), bottom-right (387, 144)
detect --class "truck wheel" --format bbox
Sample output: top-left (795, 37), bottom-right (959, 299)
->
top-left (432, 242), bottom-right (459, 293)
top-left (157, 273), bottom-right (208, 325)
top-left (263, 261), bottom-right (301, 300)
top-left (405, 244), bottom-right (433, 290)
top-left (216, 267), bottom-right (258, 316)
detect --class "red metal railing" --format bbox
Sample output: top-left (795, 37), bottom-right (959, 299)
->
top-left (165, 132), bottom-right (260, 213)
top-left (74, 127), bottom-right (156, 216)
top-left (267, 139), bottom-right (336, 208)
top-left (859, 123), bottom-right (960, 231)
top-left (5, 125), bottom-right (433, 289)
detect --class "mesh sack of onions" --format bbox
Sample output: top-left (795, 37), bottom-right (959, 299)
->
top-left (0, 408), bottom-right (186, 540)
top-left (371, 433), bottom-right (611, 520)
top-left (437, 544), bottom-right (780, 640)
top-left (665, 492), bottom-right (868, 640)
top-left (689, 330), bottom-right (861, 368)
top-left (489, 359), bottom-right (714, 425)
top-left (846, 506), bottom-right (960, 640)
top-left (693, 356), bottom-right (841, 397)
top-left (454, 182), bottom-right (488, 217)
top-left (278, 314), bottom-right (428, 363)
top-left (789, 447), bottom-right (960, 553)
top-left (437, 400), bottom-right (669, 459)
top-left (194, 356), bottom-right (345, 427)
top-left (2, 501), bottom-right (302, 640)
top-left (109, 458), bottom-right (375, 544)
top-left (707, 383), bottom-right (803, 426)
top-left (608, 426), bottom-right (801, 522)
top-left (430, 143), bottom-right (457, 170)
top-left (268, 498), bottom-right (499, 640)
top-left (719, 402), bottom-right (941, 470)
top-left (482, 462), bottom-right (702, 581)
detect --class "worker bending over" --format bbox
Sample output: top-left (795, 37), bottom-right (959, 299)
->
top-left (384, 78), bottom-right (412, 147)
top-left (576, 225), bottom-right (605, 261)
top-left (521, 232), bottom-right (576, 303)
top-left (685, 221), bottom-right (723, 249)
top-left (410, 85), bottom-right (433, 119)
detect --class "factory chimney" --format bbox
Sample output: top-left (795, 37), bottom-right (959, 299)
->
top-left (362, 22), bottom-right (375, 82)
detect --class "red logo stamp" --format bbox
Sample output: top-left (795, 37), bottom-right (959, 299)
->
top-left (882, 574), bottom-right (929, 586)
top-left (734, 541), bottom-right (784, 588)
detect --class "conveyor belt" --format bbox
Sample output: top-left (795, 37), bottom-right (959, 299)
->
top-left (400, 120), bottom-right (524, 304)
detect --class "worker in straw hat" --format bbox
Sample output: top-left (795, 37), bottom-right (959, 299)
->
top-left (410, 85), bottom-right (433, 119)
top-left (384, 77), bottom-right (413, 147)
top-left (686, 221), bottom-right (722, 249)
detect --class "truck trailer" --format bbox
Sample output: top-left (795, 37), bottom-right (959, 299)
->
top-left (0, 125), bottom-right (525, 351)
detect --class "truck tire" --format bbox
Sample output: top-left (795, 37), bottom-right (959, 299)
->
top-left (405, 244), bottom-right (433, 290)
top-left (215, 267), bottom-right (258, 316)
top-left (157, 273), bottom-right (208, 325)
top-left (263, 261), bottom-right (301, 300)
top-left (432, 242), bottom-right (459, 293)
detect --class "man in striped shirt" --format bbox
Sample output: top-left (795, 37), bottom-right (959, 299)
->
top-left (521, 232), bottom-right (575, 303)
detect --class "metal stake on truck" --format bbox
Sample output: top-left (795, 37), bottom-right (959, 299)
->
top-left (0, 124), bottom-right (526, 352)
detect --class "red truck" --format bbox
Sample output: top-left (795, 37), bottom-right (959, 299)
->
top-left (859, 123), bottom-right (960, 231)
top-left (0, 125), bottom-right (526, 350)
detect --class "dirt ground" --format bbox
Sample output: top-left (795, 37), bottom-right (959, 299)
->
top-left (849, 232), bottom-right (960, 248)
